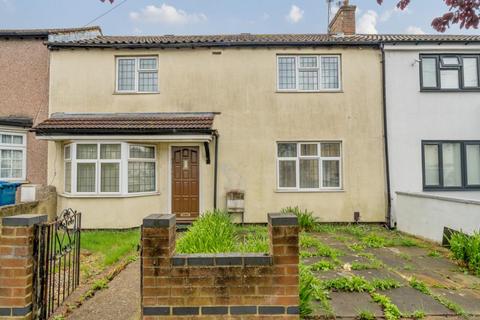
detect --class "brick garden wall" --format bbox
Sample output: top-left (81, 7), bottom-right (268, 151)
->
top-left (141, 213), bottom-right (300, 319)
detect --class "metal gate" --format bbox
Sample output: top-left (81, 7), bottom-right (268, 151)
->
top-left (33, 209), bottom-right (81, 320)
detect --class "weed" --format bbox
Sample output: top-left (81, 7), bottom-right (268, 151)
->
top-left (91, 278), bottom-right (109, 291)
top-left (403, 264), bottom-right (414, 271)
top-left (358, 252), bottom-right (375, 260)
top-left (236, 226), bottom-right (269, 253)
top-left (299, 264), bottom-right (315, 317)
top-left (300, 250), bottom-right (317, 258)
top-left (371, 293), bottom-right (402, 320)
top-left (281, 206), bottom-right (318, 231)
top-left (351, 260), bottom-right (383, 270)
top-left (412, 310), bottom-right (426, 319)
top-left (349, 243), bottom-right (367, 252)
top-left (323, 276), bottom-right (373, 292)
top-left (409, 277), bottom-right (431, 295)
top-left (310, 260), bottom-right (337, 271)
top-left (398, 253), bottom-right (412, 261)
top-left (449, 231), bottom-right (480, 276)
top-left (358, 310), bottom-right (376, 320)
top-left (362, 233), bottom-right (387, 248)
top-left (371, 278), bottom-right (401, 291)
top-left (299, 233), bottom-right (343, 258)
top-left (428, 250), bottom-right (441, 258)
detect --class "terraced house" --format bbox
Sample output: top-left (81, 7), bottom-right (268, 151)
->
top-left (34, 2), bottom-right (389, 228)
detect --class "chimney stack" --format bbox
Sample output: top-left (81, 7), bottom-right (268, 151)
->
top-left (328, 0), bottom-right (356, 35)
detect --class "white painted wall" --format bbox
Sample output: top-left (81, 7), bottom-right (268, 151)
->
top-left (396, 192), bottom-right (480, 243)
top-left (384, 44), bottom-right (480, 240)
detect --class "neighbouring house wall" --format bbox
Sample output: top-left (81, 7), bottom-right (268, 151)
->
top-left (0, 38), bottom-right (49, 185)
top-left (48, 46), bottom-right (387, 227)
top-left (396, 192), bottom-right (480, 243)
top-left (384, 45), bottom-right (480, 226)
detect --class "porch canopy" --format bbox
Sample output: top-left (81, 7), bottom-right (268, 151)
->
top-left (33, 112), bottom-right (217, 141)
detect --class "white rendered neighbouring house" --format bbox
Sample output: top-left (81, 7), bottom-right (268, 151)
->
top-left (384, 38), bottom-right (480, 242)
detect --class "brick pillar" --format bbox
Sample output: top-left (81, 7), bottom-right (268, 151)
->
top-left (0, 214), bottom-right (47, 319)
top-left (141, 214), bottom-right (176, 318)
top-left (268, 213), bottom-right (299, 315)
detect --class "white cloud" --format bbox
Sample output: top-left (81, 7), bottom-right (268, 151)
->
top-left (129, 3), bottom-right (207, 25)
top-left (357, 10), bottom-right (378, 34)
top-left (286, 5), bottom-right (304, 23)
top-left (405, 26), bottom-right (425, 35)
top-left (380, 6), bottom-right (411, 22)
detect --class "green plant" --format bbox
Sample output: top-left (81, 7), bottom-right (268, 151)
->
top-left (371, 278), bottom-right (401, 291)
top-left (349, 243), bottom-right (366, 252)
top-left (428, 250), bottom-right (441, 258)
top-left (299, 264), bottom-right (315, 317)
top-left (412, 310), bottom-right (426, 319)
top-left (362, 233), bottom-right (387, 248)
top-left (449, 231), bottom-right (480, 275)
top-left (351, 260), bottom-right (383, 270)
top-left (409, 277), bottom-right (431, 295)
top-left (236, 226), bottom-right (269, 253)
top-left (403, 264), bottom-right (414, 271)
top-left (358, 310), bottom-right (376, 320)
top-left (310, 260), bottom-right (337, 271)
top-left (371, 293), bottom-right (402, 320)
top-left (323, 276), bottom-right (373, 292)
top-left (398, 252), bottom-right (412, 261)
top-left (92, 278), bottom-right (109, 291)
top-left (299, 233), bottom-right (343, 258)
top-left (176, 210), bottom-right (237, 253)
top-left (281, 206), bottom-right (318, 231)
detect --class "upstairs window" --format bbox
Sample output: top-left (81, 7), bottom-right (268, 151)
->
top-left (277, 55), bottom-right (341, 92)
top-left (116, 57), bottom-right (158, 93)
top-left (420, 55), bottom-right (480, 91)
top-left (423, 141), bottom-right (480, 190)
top-left (0, 131), bottom-right (26, 181)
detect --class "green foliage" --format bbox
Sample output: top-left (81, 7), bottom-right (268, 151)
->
top-left (323, 276), bottom-right (373, 292)
top-left (409, 277), bottom-right (431, 295)
top-left (428, 250), bottom-right (441, 258)
top-left (281, 206), bottom-right (318, 231)
top-left (81, 229), bottom-right (140, 266)
top-left (177, 210), bottom-right (237, 253)
top-left (310, 260), bottom-right (337, 271)
top-left (412, 310), bottom-right (426, 319)
top-left (358, 310), bottom-right (376, 320)
top-left (371, 278), bottom-right (401, 291)
top-left (351, 260), bottom-right (383, 270)
top-left (371, 293), bottom-right (402, 320)
top-left (91, 278), bottom-right (109, 291)
top-left (299, 264), bottom-right (315, 317)
top-left (349, 243), bottom-right (367, 252)
top-left (299, 233), bottom-right (343, 258)
top-left (449, 231), bottom-right (480, 275)
top-left (236, 225), bottom-right (269, 253)
top-left (362, 233), bottom-right (387, 248)
top-left (398, 252), bottom-right (412, 261)
top-left (434, 296), bottom-right (466, 316)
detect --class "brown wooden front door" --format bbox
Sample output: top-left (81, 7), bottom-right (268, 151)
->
top-left (172, 146), bottom-right (199, 220)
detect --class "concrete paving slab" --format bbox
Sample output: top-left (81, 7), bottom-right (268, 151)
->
top-left (383, 287), bottom-right (455, 316)
top-left (351, 268), bottom-right (406, 284)
top-left (430, 288), bottom-right (480, 315)
top-left (329, 292), bottom-right (383, 318)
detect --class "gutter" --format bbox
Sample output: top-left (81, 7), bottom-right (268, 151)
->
top-left (381, 43), bottom-right (393, 229)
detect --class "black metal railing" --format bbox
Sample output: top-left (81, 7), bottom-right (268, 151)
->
top-left (33, 209), bottom-right (81, 320)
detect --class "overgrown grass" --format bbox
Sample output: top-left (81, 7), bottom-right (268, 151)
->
top-left (371, 293), bottom-right (402, 320)
top-left (281, 206), bottom-right (318, 231)
top-left (299, 233), bottom-right (343, 259)
top-left (310, 260), bottom-right (337, 271)
top-left (358, 310), bottom-right (375, 320)
top-left (81, 228), bottom-right (140, 267)
top-left (449, 231), bottom-right (480, 276)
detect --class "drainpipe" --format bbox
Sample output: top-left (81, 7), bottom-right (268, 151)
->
top-left (381, 43), bottom-right (393, 229)
top-left (213, 131), bottom-right (219, 210)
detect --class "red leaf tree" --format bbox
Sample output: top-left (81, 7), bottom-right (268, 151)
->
top-left (377, 0), bottom-right (479, 32)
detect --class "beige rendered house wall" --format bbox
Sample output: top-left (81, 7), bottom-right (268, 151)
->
top-left (48, 46), bottom-right (387, 228)
top-left (0, 38), bottom-right (49, 185)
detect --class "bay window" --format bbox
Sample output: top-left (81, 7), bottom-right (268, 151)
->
top-left (422, 141), bottom-right (480, 190)
top-left (277, 142), bottom-right (342, 190)
top-left (420, 54), bottom-right (480, 91)
top-left (277, 55), bottom-right (341, 91)
top-left (0, 131), bottom-right (26, 181)
top-left (64, 142), bottom-right (156, 195)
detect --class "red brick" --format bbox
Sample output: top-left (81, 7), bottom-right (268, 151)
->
top-left (0, 246), bottom-right (13, 255)
top-left (273, 255), bottom-right (299, 265)
top-left (273, 276), bottom-right (299, 286)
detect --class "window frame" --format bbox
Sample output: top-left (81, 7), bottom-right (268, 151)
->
top-left (276, 55), bottom-right (342, 92)
top-left (65, 142), bottom-right (157, 196)
top-left (0, 130), bottom-right (27, 181)
top-left (422, 140), bottom-right (480, 191)
top-left (115, 56), bottom-right (159, 94)
top-left (420, 54), bottom-right (480, 92)
top-left (276, 141), bottom-right (343, 191)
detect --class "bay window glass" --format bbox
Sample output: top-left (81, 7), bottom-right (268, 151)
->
top-left (77, 163), bottom-right (96, 192)
top-left (0, 131), bottom-right (26, 181)
top-left (277, 142), bottom-right (342, 190)
top-left (423, 141), bottom-right (480, 190)
top-left (128, 145), bottom-right (156, 193)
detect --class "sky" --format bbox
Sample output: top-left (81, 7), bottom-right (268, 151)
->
top-left (1, 0), bottom-right (479, 36)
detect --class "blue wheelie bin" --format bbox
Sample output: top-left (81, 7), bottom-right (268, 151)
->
top-left (0, 181), bottom-right (21, 206)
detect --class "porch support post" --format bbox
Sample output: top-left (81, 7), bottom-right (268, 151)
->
top-left (0, 214), bottom-right (47, 320)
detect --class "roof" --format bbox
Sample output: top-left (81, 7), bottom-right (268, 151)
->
top-left (33, 112), bottom-right (216, 136)
top-left (46, 33), bottom-right (480, 49)
top-left (0, 116), bottom-right (33, 128)
top-left (0, 26), bottom-right (102, 38)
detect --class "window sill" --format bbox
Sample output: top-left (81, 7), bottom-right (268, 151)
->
top-left (275, 189), bottom-right (344, 193)
top-left (275, 90), bottom-right (343, 94)
top-left (58, 192), bottom-right (160, 199)
top-left (420, 89), bottom-right (480, 93)
top-left (113, 91), bottom-right (160, 95)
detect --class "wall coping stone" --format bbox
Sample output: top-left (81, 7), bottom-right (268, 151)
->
top-left (0, 305), bottom-right (32, 317)
top-left (142, 306), bottom-right (298, 316)
top-left (143, 214), bottom-right (176, 228)
top-left (171, 253), bottom-right (272, 266)
top-left (2, 214), bottom-right (47, 226)
top-left (268, 213), bottom-right (298, 226)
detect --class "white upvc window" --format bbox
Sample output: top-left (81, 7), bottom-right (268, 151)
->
top-left (64, 142), bottom-right (157, 196)
top-left (277, 55), bottom-right (341, 92)
top-left (0, 131), bottom-right (26, 181)
top-left (116, 56), bottom-right (159, 93)
top-left (277, 141), bottom-right (342, 191)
